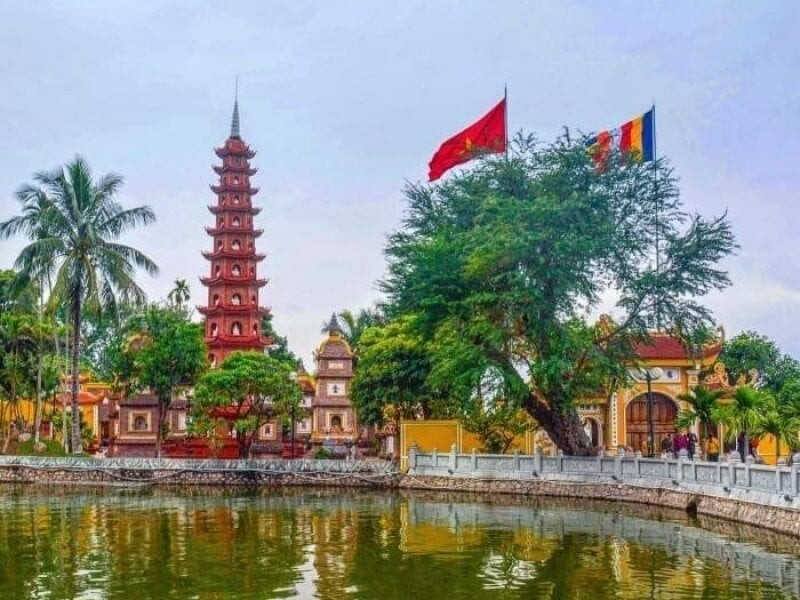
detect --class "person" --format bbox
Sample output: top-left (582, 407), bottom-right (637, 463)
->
top-left (705, 434), bottom-right (720, 462)
top-left (687, 431), bottom-right (698, 460)
top-left (641, 438), bottom-right (651, 457)
top-left (673, 431), bottom-right (688, 457)
top-left (660, 433), bottom-right (673, 458)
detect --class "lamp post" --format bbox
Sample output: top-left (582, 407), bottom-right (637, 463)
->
top-left (640, 367), bottom-right (663, 457)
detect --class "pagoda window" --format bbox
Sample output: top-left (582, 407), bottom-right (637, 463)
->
top-left (231, 239), bottom-right (241, 251)
top-left (231, 322), bottom-right (242, 336)
top-left (212, 294), bottom-right (220, 306)
top-left (233, 176), bottom-right (240, 185)
top-left (208, 354), bottom-right (216, 367)
top-left (231, 264), bottom-right (241, 277)
top-left (210, 323), bottom-right (219, 336)
top-left (232, 216), bottom-right (241, 227)
top-left (251, 295), bottom-right (256, 305)
top-left (214, 265), bottom-right (221, 277)
top-left (231, 293), bottom-right (241, 306)
top-left (233, 195), bottom-right (240, 205)
top-left (216, 240), bottom-right (223, 250)
top-left (249, 266), bottom-right (255, 276)
top-left (252, 323), bottom-right (258, 334)
top-left (218, 216), bottom-right (223, 226)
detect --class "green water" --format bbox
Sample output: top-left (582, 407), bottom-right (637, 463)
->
top-left (0, 487), bottom-right (798, 599)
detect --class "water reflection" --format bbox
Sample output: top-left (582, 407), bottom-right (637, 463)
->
top-left (0, 486), bottom-right (797, 599)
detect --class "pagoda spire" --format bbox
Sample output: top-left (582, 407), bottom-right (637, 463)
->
top-left (230, 79), bottom-right (240, 139)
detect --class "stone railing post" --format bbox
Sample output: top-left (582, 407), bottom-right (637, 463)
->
top-left (534, 446), bottom-right (543, 474)
top-left (408, 444), bottom-right (418, 473)
top-left (791, 454), bottom-right (800, 496)
top-left (557, 450), bottom-right (564, 473)
top-left (513, 449), bottom-right (521, 472)
top-left (471, 448), bottom-right (478, 471)
top-left (728, 450), bottom-right (740, 488)
top-left (745, 454), bottom-right (754, 488)
top-left (677, 449), bottom-right (688, 482)
top-left (432, 448), bottom-right (438, 469)
top-left (615, 447), bottom-right (624, 480)
top-left (634, 451), bottom-right (641, 477)
top-left (450, 444), bottom-right (457, 472)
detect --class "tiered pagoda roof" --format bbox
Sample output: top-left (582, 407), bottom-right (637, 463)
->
top-left (197, 97), bottom-right (272, 365)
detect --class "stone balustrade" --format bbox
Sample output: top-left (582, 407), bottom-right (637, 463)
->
top-left (407, 445), bottom-right (800, 507)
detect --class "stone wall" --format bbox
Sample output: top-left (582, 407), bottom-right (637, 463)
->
top-left (0, 456), bottom-right (400, 489)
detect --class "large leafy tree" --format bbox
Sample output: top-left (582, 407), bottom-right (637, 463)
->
top-left (350, 315), bottom-right (451, 428)
top-left (0, 157), bottom-right (157, 453)
top-left (118, 304), bottom-right (208, 457)
top-left (719, 330), bottom-right (800, 393)
top-left (191, 352), bottom-right (301, 458)
top-left (381, 135), bottom-right (735, 454)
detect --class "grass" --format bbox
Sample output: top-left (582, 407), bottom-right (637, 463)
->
top-left (14, 438), bottom-right (67, 457)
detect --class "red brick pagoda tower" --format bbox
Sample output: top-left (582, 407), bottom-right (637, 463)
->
top-left (199, 99), bottom-right (271, 366)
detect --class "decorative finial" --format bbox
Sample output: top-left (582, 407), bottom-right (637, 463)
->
top-left (230, 77), bottom-right (240, 139)
top-left (326, 312), bottom-right (342, 336)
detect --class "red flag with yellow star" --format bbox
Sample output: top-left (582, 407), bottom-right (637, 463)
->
top-left (428, 97), bottom-right (507, 181)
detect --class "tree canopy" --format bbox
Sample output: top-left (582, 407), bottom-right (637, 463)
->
top-left (191, 351), bottom-right (302, 458)
top-left (379, 134), bottom-right (735, 454)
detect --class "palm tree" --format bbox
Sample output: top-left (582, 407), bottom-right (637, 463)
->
top-left (713, 385), bottom-right (768, 458)
top-left (676, 385), bottom-right (724, 454)
top-left (755, 400), bottom-right (793, 464)
top-left (168, 279), bottom-right (191, 307)
top-left (334, 308), bottom-right (385, 350)
top-left (0, 157), bottom-right (157, 453)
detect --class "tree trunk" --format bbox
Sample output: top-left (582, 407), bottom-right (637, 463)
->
top-left (34, 286), bottom-right (44, 445)
top-left (70, 292), bottom-right (83, 455)
top-left (522, 394), bottom-right (595, 455)
top-left (156, 400), bottom-right (166, 459)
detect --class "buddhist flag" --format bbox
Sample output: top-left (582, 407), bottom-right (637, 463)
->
top-left (428, 97), bottom-right (507, 181)
top-left (586, 107), bottom-right (655, 168)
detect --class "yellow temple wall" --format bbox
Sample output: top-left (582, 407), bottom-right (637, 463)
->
top-left (399, 420), bottom-right (535, 471)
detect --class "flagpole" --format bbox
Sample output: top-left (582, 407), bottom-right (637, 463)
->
top-left (504, 83), bottom-right (509, 158)
top-left (652, 101), bottom-right (661, 331)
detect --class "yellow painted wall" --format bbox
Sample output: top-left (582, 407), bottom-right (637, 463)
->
top-left (399, 420), bottom-right (535, 471)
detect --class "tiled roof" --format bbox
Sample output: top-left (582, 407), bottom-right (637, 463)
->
top-left (632, 335), bottom-right (722, 360)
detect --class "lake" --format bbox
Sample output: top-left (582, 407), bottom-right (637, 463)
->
top-left (0, 486), bottom-right (798, 599)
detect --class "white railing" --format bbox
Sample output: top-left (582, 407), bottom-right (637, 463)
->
top-left (407, 445), bottom-right (800, 499)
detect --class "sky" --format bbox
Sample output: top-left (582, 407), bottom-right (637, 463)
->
top-left (0, 1), bottom-right (798, 365)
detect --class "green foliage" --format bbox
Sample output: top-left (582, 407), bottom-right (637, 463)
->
top-left (713, 386), bottom-right (770, 446)
top-left (192, 352), bottom-right (302, 458)
top-left (350, 315), bottom-right (450, 426)
top-left (0, 156), bottom-right (158, 453)
top-left (167, 279), bottom-right (191, 307)
top-left (676, 386), bottom-right (724, 442)
top-left (14, 438), bottom-right (66, 457)
top-left (719, 330), bottom-right (800, 393)
top-left (380, 135), bottom-right (735, 454)
top-left (313, 447), bottom-right (331, 460)
top-left (115, 304), bottom-right (207, 455)
top-left (335, 307), bottom-right (386, 351)
top-left (459, 397), bottom-right (531, 454)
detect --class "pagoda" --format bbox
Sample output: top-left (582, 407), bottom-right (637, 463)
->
top-left (198, 99), bottom-right (272, 366)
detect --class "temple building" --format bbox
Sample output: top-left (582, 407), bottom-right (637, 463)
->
top-left (197, 98), bottom-right (272, 366)
top-left (310, 314), bottom-right (360, 451)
